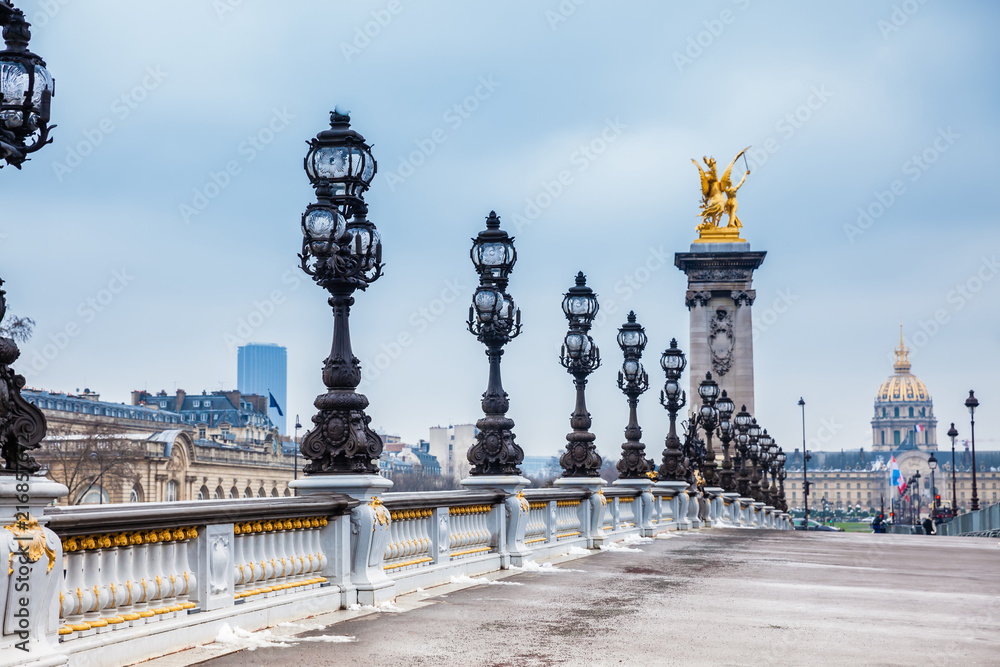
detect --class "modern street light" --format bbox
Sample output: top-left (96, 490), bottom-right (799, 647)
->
top-left (0, 2), bottom-right (54, 168)
top-left (558, 272), bottom-right (602, 477)
top-left (616, 311), bottom-right (652, 478)
top-left (657, 339), bottom-right (687, 482)
top-left (799, 397), bottom-right (810, 527)
top-left (965, 390), bottom-right (980, 511)
top-left (715, 390), bottom-right (736, 493)
top-left (947, 422), bottom-right (958, 513)
top-left (297, 111), bottom-right (385, 475)
top-left (466, 212), bottom-right (523, 475)
top-left (928, 451), bottom-right (938, 513)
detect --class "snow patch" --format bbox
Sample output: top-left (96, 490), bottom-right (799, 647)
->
top-left (655, 532), bottom-right (679, 539)
top-left (600, 541), bottom-right (643, 553)
top-left (510, 560), bottom-right (583, 574)
top-left (622, 534), bottom-right (653, 545)
top-left (449, 574), bottom-right (523, 586)
top-left (346, 601), bottom-right (402, 613)
top-left (213, 624), bottom-right (296, 651)
top-left (567, 546), bottom-right (591, 556)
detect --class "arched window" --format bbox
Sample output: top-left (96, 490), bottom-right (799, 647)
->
top-left (215, 486), bottom-right (225, 499)
top-left (165, 480), bottom-right (179, 502)
top-left (244, 487), bottom-right (253, 498)
top-left (283, 488), bottom-right (292, 497)
top-left (198, 485), bottom-right (209, 501)
top-left (908, 407), bottom-right (914, 418)
top-left (129, 484), bottom-right (144, 503)
top-left (230, 486), bottom-right (239, 499)
top-left (270, 488), bottom-right (279, 497)
top-left (257, 488), bottom-right (266, 498)
top-left (78, 486), bottom-right (109, 504)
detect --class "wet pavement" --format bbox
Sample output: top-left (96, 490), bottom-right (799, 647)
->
top-left (184, 530), bottom-right (1000, 666)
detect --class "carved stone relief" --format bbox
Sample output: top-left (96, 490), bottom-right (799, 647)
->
top-left (708, 308), bottom-right (735, 376)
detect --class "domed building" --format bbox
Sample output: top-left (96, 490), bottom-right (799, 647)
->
top-left (871, 330), bottom-right (937, 452)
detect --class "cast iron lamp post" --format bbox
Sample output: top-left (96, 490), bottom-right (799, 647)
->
top-left (616, 311), bottom-right (652, 478)
top-left (0, 2), bottom-right (54, 168)
top-left (715, 390), bottom-right (736, 493)
top-left (657, 339), bottom-right (687, 482)
top-left (947, 422), bottom-right (958, 513)
top-left (757, 429), bottom-right (774, 505)
top-left (776, 449), bottom-right (788, 511)
top-left (733, 405), bottom-right (752, 497)
top-left (928, 452), bottom-right (938, 513)
top-left (965, 391), bottom-right (980, 511)
top-left (799, 397), bottom-right (810, 527)
top-left (298, 111), bottom-right (385, 475)
top-left (558, 272), bottom-right (602, 477)
top-left (466, 212), bottom-right (523, 475)
top-left (696, 373), bottom-right (721, 487)
top-left (748, 419), bottom-right (763, 502)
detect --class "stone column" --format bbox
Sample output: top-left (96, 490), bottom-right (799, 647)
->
top-left (675, 244), bottom-right (766, 415)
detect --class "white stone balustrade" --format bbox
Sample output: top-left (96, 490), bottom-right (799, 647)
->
top-left (383, 508), bottom-right (433, 571)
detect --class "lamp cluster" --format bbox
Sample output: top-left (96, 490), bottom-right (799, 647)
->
top-left (0, 3), bottom-right (55, 169)
top-left (558, 272), bottom-right (602, 477)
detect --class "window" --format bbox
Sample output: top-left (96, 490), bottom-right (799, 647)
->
top-left (894, 431), bottom-right (901, 446)
top-left (198, 428), bottom-right (206, 439)
top-left (165, 480), bottom-right (179, 502)
top-left (894, 407), bottom-right (899, 418)
top-left (881, 432), bottom-right (885, 445)
top-left (230, 487), bottom-right (239, 499)
top-left (193, 400), bottom-right (200, 408)
top-left (921, 408), bottom-right (925, 416)
top-left (198, 485), bottom-right (209, 500)
top-left (257, 488), bottom-right (266, 498)
top-left (160, 401), bottom-right (167, 408)
top-left (215, 486), bottom-right (225, 499)
top-left (908, 407), bottom-right (914, 418)
top-left (129, 485), bottom-right (142, 503)
top-left (244, 487), bottom-right (253, 498)
top-left (79, 486), bottom-right (109, 504)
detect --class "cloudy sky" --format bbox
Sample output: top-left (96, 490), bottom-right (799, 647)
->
top-left (4, 1), bottom-right (1000, 459)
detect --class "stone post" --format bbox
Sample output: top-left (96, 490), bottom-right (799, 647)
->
top-left (554, 478), bottom-right (607, 548)
top-left (654, 480), bottom-right (688, 531)
top-left (462, 475), bottom-right (531, 567)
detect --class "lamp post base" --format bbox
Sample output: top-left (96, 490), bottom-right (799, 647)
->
top-left (554, 477), bottom-right (607, 548)
top-left (290, 474), bottom-right (394, 606)
top-left (461, 475), bottom-right (531, 567)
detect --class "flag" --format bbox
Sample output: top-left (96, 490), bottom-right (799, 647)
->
top-left (890, 456), bottom-right (906, 494)
top-left (268, 391), bottom-right (284, 417)
top-left (915, 424), bottom-right (925, 433)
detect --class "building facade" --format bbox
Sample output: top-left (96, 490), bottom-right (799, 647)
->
top-left (428, 424), bottom-right (477, 481)
top-left (237, 343), bottom-right (288, 434)
top-left (131, 388), bottom-right (278, 447)
top-left (871, 332), bottom-right (937, 451)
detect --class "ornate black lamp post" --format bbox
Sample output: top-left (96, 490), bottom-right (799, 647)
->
top-left (947, 422), bottom-right (958, 513)
top-left (297, 111), bottom-right (384, 475)
top-left (747, 418), bottom-right (763, 501)
top-left (696, 373), bottom-right (721, 487)
top-left (733, 405), bottom-right (752, 498)
top-left (776, 449), bottom-right (788, 511)
top-left (559, 272), bottom-right (602, 477)
top-left (616, 312), bottom-right (652, 478)
top-left (0, 3), bottom-right (54, 168)
top-left (0, 280), bottom-right (45, 475)
top-left (928, 452), bottom-right (938, 513)
top-left (715, 390), bottom-right (735, 492)
top-left (466, 212), bottom-right (523, 476)
top-left (965, 391), bottom-right (980, 511)
top-left (757, 429), bottom-right (773, 505)
top-left (658, 339), bottom-right (687, 482)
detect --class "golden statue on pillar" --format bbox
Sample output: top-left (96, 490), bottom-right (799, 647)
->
top-left (692, 147), bottom-right (750, 243)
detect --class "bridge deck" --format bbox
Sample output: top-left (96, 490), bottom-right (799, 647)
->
top-left (178, 530), bottom-right (999, 666)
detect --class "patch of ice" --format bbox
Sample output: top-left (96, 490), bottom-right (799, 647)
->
top-left (623, 534), bottom-right (653, 545)
top-left (294, 634), bottom-right (356, 643)
top-left (567, 546), bottom-right (591, 556)
top-left (449, 574), bottom-right (524, 586)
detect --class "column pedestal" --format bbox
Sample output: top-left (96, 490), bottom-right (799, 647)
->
top-left (462, 475), bottom-right (531, 567)
top-left (292, 474), bottom-right (393, 605)
top-left (553, 477), bottom-right (607, 548)
top-left (613, 478), bottom-right (655, 537)
top-left (655, 481), bottom-right (688, 531)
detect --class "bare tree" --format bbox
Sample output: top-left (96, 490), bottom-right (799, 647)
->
top-left (0, 308), bottom-right (34, 343)
top-left (37, 423), bottom-right (146, 504)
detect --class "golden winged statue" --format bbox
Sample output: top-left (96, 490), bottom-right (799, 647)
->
top-left (692, 148), bottom-right (750, 243)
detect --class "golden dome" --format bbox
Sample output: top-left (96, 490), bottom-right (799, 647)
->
top-left (876, 328), bottom-right (930, 404)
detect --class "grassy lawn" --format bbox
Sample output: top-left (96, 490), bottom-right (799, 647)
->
top-left (833, 522), bottom-right (873, 533)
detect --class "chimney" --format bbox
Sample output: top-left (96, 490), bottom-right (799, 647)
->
top-left (175, 388), bottom-right (186, 412)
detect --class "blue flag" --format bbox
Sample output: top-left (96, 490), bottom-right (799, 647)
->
top-left (268, 391), bottom-right (283, 417)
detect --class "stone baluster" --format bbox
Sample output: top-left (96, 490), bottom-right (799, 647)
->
top-left (79, 535), bottom-right (110, 633)
top-left (173, 527), bottom-right (197, 610)
top-left (232, 523), bottom-right (250, 599)
top-left (99, 534), bottom-right (127, 628)
top-left (117, 532), bottom-right (143, 625)
top-left (60, 536), bottom-right (92, 636)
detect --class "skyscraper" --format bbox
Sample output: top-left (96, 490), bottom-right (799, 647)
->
top-left (237, 343), bottom-right (287, 434)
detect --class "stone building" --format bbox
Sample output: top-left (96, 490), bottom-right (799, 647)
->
top-left (26, 387), bottom-right (296, 505)
top-left (428, 424), bottom-right (477, 481)
top-left (783, 334), bottom-right (998, 515)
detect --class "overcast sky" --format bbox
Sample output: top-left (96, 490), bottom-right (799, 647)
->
top-left (4, 1), bottom-right (999, 459)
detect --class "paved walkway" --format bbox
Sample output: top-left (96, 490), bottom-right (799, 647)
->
top-left (178, 530), bottom-right (1000, 666)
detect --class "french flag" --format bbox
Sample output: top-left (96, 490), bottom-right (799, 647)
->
top-left (890, 456), bottom-right (906, 494)
top-left (915, 424), bottom-right (925, 433)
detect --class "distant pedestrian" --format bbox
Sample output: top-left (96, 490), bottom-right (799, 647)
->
top-left (872, 514), bottom-right (883, 534)
top-left (922, 517), bottom-right (934, 535)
